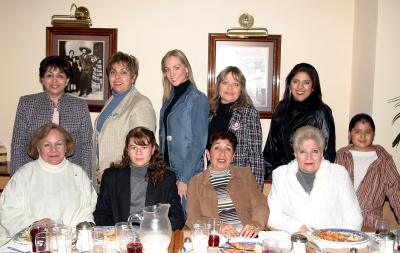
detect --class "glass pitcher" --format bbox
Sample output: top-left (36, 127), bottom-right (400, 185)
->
top-left (128, 203), bottom-right (172, 253)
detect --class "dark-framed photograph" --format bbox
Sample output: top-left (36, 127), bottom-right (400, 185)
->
top-left (208, 33), bottom-right (281, 119)
top-left (46, 27), bottom-right (117, 112)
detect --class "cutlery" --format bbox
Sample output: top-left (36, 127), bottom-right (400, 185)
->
top-left (7, 247), bottom-right (30, 253)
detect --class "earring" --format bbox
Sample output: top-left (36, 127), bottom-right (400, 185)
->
top-left (186, 69), bottom-right (189, 78)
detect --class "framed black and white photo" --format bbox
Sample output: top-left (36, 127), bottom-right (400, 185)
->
top-left (208, 33), bottom-right (281, 119)
top-left (46, 27), bottom-right (117, 112)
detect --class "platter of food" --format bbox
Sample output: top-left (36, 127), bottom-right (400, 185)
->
top-left (311, 228), bottom-right (369, 245)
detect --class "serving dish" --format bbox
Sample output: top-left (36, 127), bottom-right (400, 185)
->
top-left (311, 228), bottom-right (369, 245)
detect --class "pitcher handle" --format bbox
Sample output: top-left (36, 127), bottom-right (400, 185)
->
top-left (127, 212), bottom-right (142, 229)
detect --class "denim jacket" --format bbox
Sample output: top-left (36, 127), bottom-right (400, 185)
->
top-left (159, 83), bottom-right (209, 183)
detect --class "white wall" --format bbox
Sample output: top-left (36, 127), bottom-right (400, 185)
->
top-left (372, 0), bottom-right (400, 168)
top-left (1, 0), bottom-right (396, 168)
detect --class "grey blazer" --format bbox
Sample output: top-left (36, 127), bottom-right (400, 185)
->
top-left (10, 92), bottom-right (93, 177)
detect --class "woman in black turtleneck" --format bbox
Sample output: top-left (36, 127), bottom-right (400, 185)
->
top-left (208, 66), bottom-right (264, 190)
top-left (263, 63), bottom-right (336, 179)
top-left (159, 49), bottom-right (209, 204)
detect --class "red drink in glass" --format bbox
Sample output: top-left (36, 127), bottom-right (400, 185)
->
top-left (127, 242), bottom-right (143, 253)
top-left (30, 226), bottom-right (46, 252)
top-left (208, 234), bottom-right (220, 247)
top-left (262, 250), bottom-right (277, 253)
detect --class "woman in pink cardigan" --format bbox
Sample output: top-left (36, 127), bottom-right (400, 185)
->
top-left (336, 113), bottom-right (400, 227)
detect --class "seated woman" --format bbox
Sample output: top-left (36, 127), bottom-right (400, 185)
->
top-left (186, 130), bottom-right (268, 238)
top-left (0, 123), bottom-right (97, 236)
top-left (268, 126), bottom-right (362, 233)
top-left (336, 113), bottom-right (400, 227)
top-left (94, 127), bottom-right (184, 230)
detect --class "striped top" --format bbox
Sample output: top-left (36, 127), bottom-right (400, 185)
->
top-left (336, 144), bottom-right (400, 227)
top-left (210, 169), bottom-right (241, 229)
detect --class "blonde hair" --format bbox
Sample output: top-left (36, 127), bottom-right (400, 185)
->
top-left (209, 66), bottom-right (255, 114)
top-left (292, 125), bottom-right (325, 152)
top-left (161, 49), bottom-right (196, 103)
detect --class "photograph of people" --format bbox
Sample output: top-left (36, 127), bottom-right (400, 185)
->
top-left (267, 126), bottom-right (362, 233)
top-left (208, 66), bottom-right (264, 190)
top-left (187, 130), bottom-right (268, 238)
top-left (159, 49), bottom-right (209, 204)
top-left (10, 55), bottom-right (93, 177)
top-left (94, 127), bottom-right (184, 230)
top-left (263, 63), bottom-right (336, 179)
top-left (336, 113), bottom-right (400, 227)
top-left (93, 52), bottom-right (156, 185)
top-left (0, 123), bottom-right (97, 236)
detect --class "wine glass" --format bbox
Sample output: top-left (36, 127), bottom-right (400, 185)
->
top-left (207, 218), bottom-right (221, 247)
top-left (374, 218), bottom-right (389, 234)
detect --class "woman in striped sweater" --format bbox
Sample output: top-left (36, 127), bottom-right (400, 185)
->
top-left (336, 113), bottom-right (400, 227)
top-left (186, 129), bottom-right (268, 238)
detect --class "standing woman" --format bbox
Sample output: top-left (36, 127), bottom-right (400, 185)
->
top-left (159, 49), bottom-right (209, 202)
top-left (336, 113), bottom-right (400, 227)
top-left (93, 52), bottom-right (156, 184)
top-left (263, 63), bottom-right (336, 179)
top-left (209, 66), bottom-right (264, 189)
top-left (11, 56), bottom-right (93, 176)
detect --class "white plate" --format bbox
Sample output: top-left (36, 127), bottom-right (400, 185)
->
top-left (311, 228), bottom-right (369, 245)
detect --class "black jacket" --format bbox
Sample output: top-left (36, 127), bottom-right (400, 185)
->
top-left (93, 167), bottom-right (184, 230)
top-left (263, 96), bottom-right (336, 179)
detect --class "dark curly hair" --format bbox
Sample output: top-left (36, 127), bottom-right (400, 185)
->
top-left (110, 127), bottom-right (166, 185)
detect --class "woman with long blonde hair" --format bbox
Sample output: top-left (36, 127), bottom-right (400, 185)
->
top-left (159, 49), bottom-right (209, 205)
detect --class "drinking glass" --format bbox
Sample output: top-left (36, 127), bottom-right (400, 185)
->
top-left (127, 234), bottom-right (142, 253)
top-left (35, 232), bottom-right (50, 253)
top-left (115, 222), bottom-right (129, 253)
top-left (92, 230), bottom-right (106, 253)
top-left (207, 218), bottom-right (221, 247)
top-left (30, 223), bottom-right (47, 252)
top-left (192, 223), bottom-right (209, 253)
top-left (262, 239), bottom-right (280, 253)
top-left (54, 225), bottom-right (72, 253)
top-left (374, 218), bottom-right (389, 234)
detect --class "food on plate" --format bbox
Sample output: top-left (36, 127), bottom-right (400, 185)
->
top-left (221, 242), bottom-right (259, 252)
top-left (314, 230), bottom-right (362, 242)
top-left (105, 228), bottom-right (116, 240)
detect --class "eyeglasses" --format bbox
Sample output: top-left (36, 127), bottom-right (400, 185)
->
top-left (221, 80), bottom-right (241, 88)
top-left (128, 145), bottom-right (152, 152)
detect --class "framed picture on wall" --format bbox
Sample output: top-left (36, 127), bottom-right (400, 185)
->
top-left (208, 33), bottom-right (281, 119)
top-left (46, 27), bottom-right (117, 112)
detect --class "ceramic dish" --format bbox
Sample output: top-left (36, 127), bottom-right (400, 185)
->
top-left (311, 228), bottom-right (369, 245)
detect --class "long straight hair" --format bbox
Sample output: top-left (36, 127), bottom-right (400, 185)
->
top-left (161, 49), bottom-right (196, 103)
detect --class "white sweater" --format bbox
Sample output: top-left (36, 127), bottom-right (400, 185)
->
top-left (267, 159), bottom-right (363, 233)
top-left (0, 157), bottom-right (97, 236)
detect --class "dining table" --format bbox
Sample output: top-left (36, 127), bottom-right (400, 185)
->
top-left (0, 226), bottom-right (390, 253)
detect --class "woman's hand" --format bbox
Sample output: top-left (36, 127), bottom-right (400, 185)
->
top-left (296, 225), bottom-right (309, 234)
top-left (220, 224), bottom-right (239, 238)
top-left (176, 181), bottom-right (187, 199)
top-left (240, 224), bottom-right (259, 238)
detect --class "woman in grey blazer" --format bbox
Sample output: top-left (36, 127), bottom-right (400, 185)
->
top-left (208, 66), bottom-right (264, 190)
top-left (11, 56), bottom-right (93, 177)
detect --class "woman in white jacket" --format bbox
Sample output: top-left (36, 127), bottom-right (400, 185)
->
top-left (0, 123), bottom-right (97, 236)
top-left (267, 126), bottom-right (362, 233)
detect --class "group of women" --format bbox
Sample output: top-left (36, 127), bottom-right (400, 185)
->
top-left (0, 49), bottom-right (399, 238)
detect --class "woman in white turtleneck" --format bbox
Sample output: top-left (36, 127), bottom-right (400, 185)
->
top-left (0, 123), bottom-right (97, 236)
